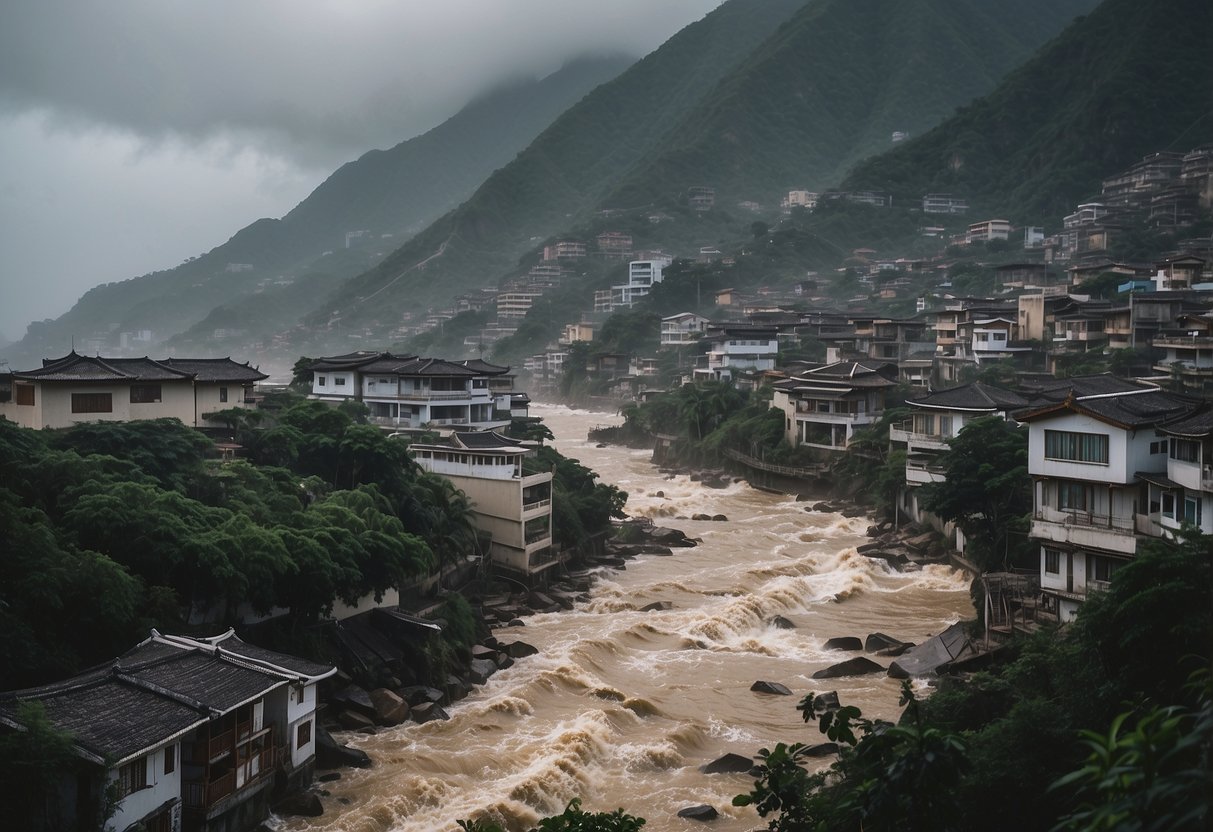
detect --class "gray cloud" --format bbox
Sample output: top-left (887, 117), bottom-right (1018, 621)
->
top-left (0, 0), bottom-right (722, 167)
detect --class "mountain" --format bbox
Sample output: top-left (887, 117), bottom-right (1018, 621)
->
top-left (602, 0), bottom-right (1098, 208)
top-left (308, 0), bottom-right (1095, 344)
top-left (839, 0), bottom-right (1213, 223)
top-left (300, 0), bottom-right (808, 338)
top-left (6, 55), bottom-right (632, 367)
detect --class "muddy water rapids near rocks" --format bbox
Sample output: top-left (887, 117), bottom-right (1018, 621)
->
top-left (275, 404), bottom-right (973, 832)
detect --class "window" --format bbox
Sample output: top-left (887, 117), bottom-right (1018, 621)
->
top-left (1091, 556), bottom-right (1119, 585)
top-left (164, 745), bottom-right (175, 775)
top-left (1058, 482), bottom-right (1092, 512)
top-left (1170, 438), bottom-right (1200, 463)
top-left (1044, 549), bottom-right (1061, 574)
top-left (219, 387), bottom-right (228, 403)
top-left (318, 375), bottom-right (327, 387)
top-left (1162, 492), bottom-right (1176, 518)
top-left (117, 757), bottom-right (148, 797)
top-left (296, 720), bottom-right (312, 750)
top-left (294, 685), bottom-right (305, 705)
top-left (71, 393), bottom-right (112, 413)
top-left (335, 377), bottom-right (346, 386)
top-left (1150, 440), bottom-right (1167, 455)
top-left (1044, 430), bottom-right (1109, 464)
top-left (130, 384), bottom-right (162, 403)
top-left (1184, 496), bottom-right (1202, 526)
top-left (15, 384), bottom-right (34, 406)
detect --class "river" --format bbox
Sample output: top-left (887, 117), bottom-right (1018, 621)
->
top-left (277, 404), bottom-right (973, 832)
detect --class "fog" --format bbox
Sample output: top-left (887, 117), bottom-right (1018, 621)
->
top-left (0, 0), bottom-right (723, 341)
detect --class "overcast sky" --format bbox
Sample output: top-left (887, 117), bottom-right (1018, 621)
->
top-left (0, 0), bottom-right (723, 341)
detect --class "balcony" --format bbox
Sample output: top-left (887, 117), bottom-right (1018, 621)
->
top-left (1032, 507), bottom-right (1139, 555)
top-left (905, 456), bottom-right (946, 484)
top-left (890, 420), bottom-right (949, 451)
top-left (367, 389), bottom-right (479, 401)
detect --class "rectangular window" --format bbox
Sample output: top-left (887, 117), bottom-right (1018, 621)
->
top-left (1162, 492), bottom-right (1176, 518)
top-left (1044, 430), bottom-right (1109, 464)
top-left (130, 384), bottom-right (162, 403)
top-left (318, 376), bottom-right (327, 387)
top-left (1170, 438), bottom-right (1200, 463)
top-left (1044, 549), bottom-right (1061, 574)
top-left (1058, 482), bottom-right (1092, 512)
top-left (295, 685), bottom-right (305, 705)
top-left (219, 387), bottom-right (228, 403)
top-left (164, 745), bottom-right (175, 775)
top-left (118, 757), bottom-right (148, 797)
top-left (1184, 496), bottom-right (1202, 526)
top-left (15, 384), bottom-right (35, 406)
top-left (71, 393), bottom-right (113, 414)
top-left (296, 720), bottom-right (312, 750)
top-left (1091, 556), bottom-right (1119, 585)
top-left (335, 377), bottom-right (346, 386)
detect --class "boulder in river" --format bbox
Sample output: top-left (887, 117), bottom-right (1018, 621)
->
top-left (468, 658), bottom-right (498, 686)
top-left (316, 726), bottom-right (371, 769)
top-left (336, 709), bottom-right (375, 731)
top-left (368, 688), bottom-right (410, 726)
top-left (502, 640), bottom-right (539, 659)
top-left (823, 636), bottom-right (863, 651)
top-left (750, 681), bottom-right (792, 696)
top-left (700, 752), bottom-right (755, 774)
top-left (411, 702), bottom-right (451, 723)
top-left (865, 632), bottom-right (908, 653)
top-left (812, 656), bottom-right (885, 679)
top-left (330, 685), bottom-right (376, 717)
top-left (639, 601), bottom-right (674, 612)
top-left (677, 805), bottom-right (719, 821)
top-left (769, 615), bottom-right (796, 630)
top-left (887, 622), bottom-right (971, 679)
top-left (802, 742), bottom-right (839, 758)
top-left (274, 791), bottom-right (324, 817)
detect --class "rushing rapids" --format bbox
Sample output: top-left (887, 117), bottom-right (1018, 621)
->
top-left (276, 404), bottom-right (973, 832)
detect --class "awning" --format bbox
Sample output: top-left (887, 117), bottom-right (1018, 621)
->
top-left (1135, 471), bottom-right (1181, 489)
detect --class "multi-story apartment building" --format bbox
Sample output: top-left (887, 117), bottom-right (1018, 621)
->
top-left (1152, 312), bottom-right (1213, 393)
top-left (608, 258), bottom-right (671, 310)
top-left (308, 352), bottom-right (511, 431)
top-left (0, 352), bottom-right (266, 430)
top-left (966, 218), bottom-right (1012, 243)
top-left (409, 430), bottom-right (557, 581)
top-left (660, 312), bottom-right (710, 347)
top-left (696, 324), bottom-right (779, 383)
top-left (1017, 377), bottom-right (1200, 621)
top-left (496, 289), bottom-right (544, 320)
top-left (922, 193), bottom-right (969, 214)
top-left (771, 360), bottom-right (898, 451)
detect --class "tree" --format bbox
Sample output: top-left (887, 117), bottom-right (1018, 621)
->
top-left (920, 416), bottom-right (1031, 571)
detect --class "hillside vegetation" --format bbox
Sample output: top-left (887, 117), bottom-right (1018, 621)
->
top-left (7, 56), bottom-right (631, 367)
top-left (841, 0), bottom-right (1213, 223)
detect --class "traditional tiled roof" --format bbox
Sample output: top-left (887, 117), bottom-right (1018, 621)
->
top-left (1157, 406), bottom-right (1213, 438)
top-left (458, 359), bottom-right (512, 376)
top-left (1019, 373), bottom-right (1156, 403)
top-left (159, 358), bottom-right (268, 382)
top-left (908, 382), bottom-right (1029, 412)
top-left (309, 351), bottom-right (413, 372)
top-left (358, 357), bottom-right (478, 377)
top-left (12, 352), bottom-right (266, 383)
top-left (1016, 388), bottom-right (1199, 429)
top-left (0, 630), bottom-right (334, 766)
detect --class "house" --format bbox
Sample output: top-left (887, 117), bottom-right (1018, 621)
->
top-left (695, 324), bottom-right (779, 383)
top-left (966, 219), bottom-right (1012, 244)
top-left (1148, 407), bottom-right (1213, 538)
top-left (308, 352), bottom-right (511, 431)
top-left (660, 312), bottom-right (710, 348)
top-left (1016, 376), bottom-right (1200, 621)
top-left (608, 258), bottom-right (671, 310)
top-left (0, 352), bottom-right (266, 430)
top-left (1152, 311), bottom-right (1213, 393)
top-left (0, 630), bottom-right (335, 832)
top-left (560, 321), bottom-right (597, 345)
top-left (771, 360), bottom-right (898, 451)
top-left (922, 194), bottom-right (969, 215)
top-left (889, 382), bottom-right (1028, 547)
top-left (408, 430), bottom-right (557, 580)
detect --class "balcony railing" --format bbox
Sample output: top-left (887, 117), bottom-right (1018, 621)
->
top-left (523, 498), bottom-right (552, 512)
top-left (1034, 507), bottom-right (1136, 534)
top-left (367, 390), bottom-right (475, 401)
top-left (208, 729), bottom-right (233, 761)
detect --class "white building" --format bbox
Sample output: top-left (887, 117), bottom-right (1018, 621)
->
top-left (0, 352), bottom-right (266, 430)
top-left (608, 258), bottom-right (672, 310)
top-left (409, 431), bottom-right (558, 580)
top-left (966, 218), bottom-right (1012, 243)
top-left (308, 351), bottom-right (512, 431)
top-left (696, 324), bottom-right (779, 382)
top-left (0, 630), bottom-right (334, 832)
top-left (1018, 377), bottom-right (1200, 621)
top-left (660, 312), bottom-right (710, 347)
top-left (771, 360), bottom-right (898, 451)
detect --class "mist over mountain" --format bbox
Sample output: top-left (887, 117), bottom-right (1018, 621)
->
top-left (5, 55), bottom-right (632, 368)
top-left (302, 0), bottom-right (1094, 350)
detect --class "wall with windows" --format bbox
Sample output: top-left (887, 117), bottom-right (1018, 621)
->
top-left (311, 371), bottom-right (357, 398)
top-left (1029, 412), bottom-right (1148, 484)
top-left (107, 742), bottom-right (181, 832)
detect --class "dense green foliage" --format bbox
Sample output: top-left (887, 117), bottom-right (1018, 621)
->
top-left (531, 446), bottom-right (628, 550)
top-left (843, 0), bottom-right (1213, 223)
top-left (921, 416), bottom-right (1033, 571)
top-left (460, 799), bottom-right (645, 832)
top-left (0, 409), bottom-right (455, 688)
